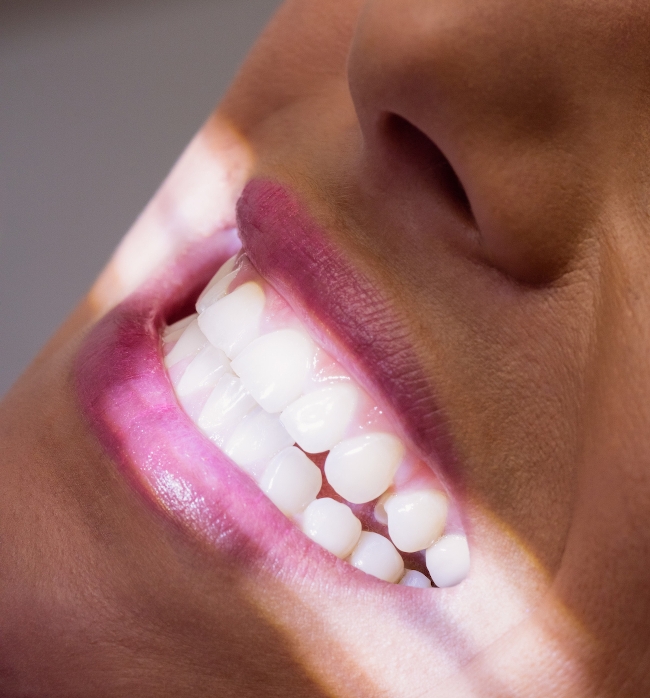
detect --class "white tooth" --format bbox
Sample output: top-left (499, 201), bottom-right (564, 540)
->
top-left (301, 498), bottom-right (361, 559)
top-left (197, 254), bottom-right (238, 300)
top-left (259, 447), bottom-right (322, 517)
top-left (224, 408), bottom-right (294, 476)
top-left (198, 282), bottom-right (265, 359)
top-left (196, 270), bottom-right (238, 314)
top-left (399, 569), bottom-right (432, 589)
top-left (324, 433), bottom-right (404, 504)
top-left (175, 345), bottom-right (230, 397)
top-left (385, 489), bottom-right (448, 553)
top-left (347, 531), bottom-right (404, 583)
top-left (163, 314), bottom-right (196, 344)
top-left (164, 318), bottom-right (208, 368)
top-left (231, 329), bottom-right (315, 413)
top-left (425, 534), bottom-right (470, 588)
top-left (280, 384), bottom-right (359, 453)
top-left (197, 373), bottom-right (257, 444)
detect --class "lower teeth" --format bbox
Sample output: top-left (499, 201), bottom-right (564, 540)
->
top-left (163, 254), bottom-right (470, 586)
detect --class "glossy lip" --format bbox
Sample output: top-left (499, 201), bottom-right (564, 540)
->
top-left (74, 177), bottom-right (466, 588)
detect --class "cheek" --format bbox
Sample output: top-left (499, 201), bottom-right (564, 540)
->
top-left (327, 205), bottom-right (594, 570)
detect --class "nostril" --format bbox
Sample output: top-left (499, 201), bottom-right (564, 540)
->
top-left (381, 113), bottom-right (474, 223)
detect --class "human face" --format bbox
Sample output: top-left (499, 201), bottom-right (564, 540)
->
top-left (2, 0), bottom-right (650, 695)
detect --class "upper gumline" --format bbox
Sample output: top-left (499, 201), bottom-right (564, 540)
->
top-left (156, 213), bottom-right (463, 523)
top-left (237, 180), bottom-right (464, 505)
top-left (173, 250), bottom-right (452, 503)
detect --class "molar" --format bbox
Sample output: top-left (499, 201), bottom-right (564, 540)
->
top-left (301, 498), bottom-right (362, 559)
top-left (348, 531), bottom-right (404, 583)
top-left (259, 446), bottom-right (322, 517)
top-left (198, 281), bottom-right (265, 359)
top-left (231, 329), bottom-right (315, 413)
top-left (384, 489), bottom-right (448, 553)
top-left (280, 383), bottom-right (359, 453)
top-left (324, 432), bottom-right (404, 504)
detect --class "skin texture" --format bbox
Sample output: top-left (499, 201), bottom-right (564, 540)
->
top-left (2, 0), bottom-right (650, 695)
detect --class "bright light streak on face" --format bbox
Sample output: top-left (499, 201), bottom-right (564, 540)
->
top-left (89, 116), bottom-right (252, 316)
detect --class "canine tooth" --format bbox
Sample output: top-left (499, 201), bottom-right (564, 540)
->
top-left (224, 408), bottom-right (294, 476)
top-left (385, 489), bottom-right (448, 553)
top-left (198, 282), bottom-right (265, 359)
top-left (164, 318), bottom-right (208, 368)
top-left (259, 447), bottom-right (322, 517)
top-left (280, 384), bottom-right (359, 453)
top-left (163, 314), bottom-right (196, 344)
top-left (348, 531), bottom-right (404, 583)
top-left (175, 345), bottom-right (230, 397)
top-left (231, 329), bottom-right (315, 413)
top-left (197, 373), bottom-right (257, 444)
top-left (425, 534), bottom-right (470, 588)
top-left (301, 498), bottom-right (362, 559)
top-left (196, 254), bottom-right (238, 310)
top-left (399, 569), bottom-right (432, 588)
top-left (324, 433), bottom-right (404, 504)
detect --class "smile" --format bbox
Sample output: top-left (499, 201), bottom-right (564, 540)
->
top-left (75, 178), bottom-right (470, 592)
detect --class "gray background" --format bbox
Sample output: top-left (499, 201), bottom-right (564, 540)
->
top-left (0, 0), bottom-right (281, 396)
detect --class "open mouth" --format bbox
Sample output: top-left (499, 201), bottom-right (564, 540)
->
top-left (164, 246), bottom-right (468, 587)
top-left (75, 177), bottom-right (470, 594)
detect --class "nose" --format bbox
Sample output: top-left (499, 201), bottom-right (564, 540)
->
top-left (347, 0), bottom-right (650, 282)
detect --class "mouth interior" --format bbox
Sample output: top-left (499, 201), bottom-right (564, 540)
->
top-left (162, 252), bottom-right (470, 588)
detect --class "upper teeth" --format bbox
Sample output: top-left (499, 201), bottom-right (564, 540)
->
top-left (162, 254), bottom-right (470, 587)
top-left (279, 384), bottom-right (359, 453)
top-left (198, 281), bottom-right (266, 359)
top-left (324, 432), bottom-right (404, 504)
top-left (231, 329), bottom-right (316, 413)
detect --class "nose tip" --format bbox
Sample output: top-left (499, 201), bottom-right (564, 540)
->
top-left (347, 0), bottom-right (645, 283)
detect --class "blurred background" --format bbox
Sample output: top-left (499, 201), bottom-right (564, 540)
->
top-left (0, 0), bottom-right (281, 396)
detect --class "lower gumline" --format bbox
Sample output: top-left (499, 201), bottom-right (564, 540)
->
top-left (163, 252), bottom-right (470, 587)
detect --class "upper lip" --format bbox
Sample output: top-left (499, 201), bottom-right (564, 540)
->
top-left (238, 179), bottom-right (461, 491)
top-left (74, 176), bottom-right (463, 589)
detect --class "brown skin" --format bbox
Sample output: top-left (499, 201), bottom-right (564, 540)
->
top-left (2, 0), bottom-right (650, 694)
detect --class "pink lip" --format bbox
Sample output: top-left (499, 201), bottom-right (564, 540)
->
top-left (74, 178), bottom-right (462, 586)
